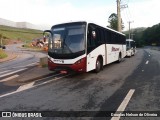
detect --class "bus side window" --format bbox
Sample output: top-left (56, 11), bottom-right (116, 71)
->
top-left (99, 29), bottom-right (105, 44)
top-left (95, 29), bottom-right (100, 45)
top-left (111, 32), bottom-right (115, 44)
top-left (87, 29), bottom-right (96, 47)
top-left (104, 30), bottom-right (107, 43)
top-left (87, 30), bottom-right (91, 47)
top-left (106, 31), bottom-right (111, 44)
top-left (131, 41), bottom-right (135, 48)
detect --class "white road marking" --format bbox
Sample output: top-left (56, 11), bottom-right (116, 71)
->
top-left (0, 70), bottom-right (11, 74)
top-left (34, 74), bottom-right (71, 88)
top-left (0, 91), bottom-right (18, 98)
top-left (26, 62), bottom-right (38, 66)
top-left (0, 74), bottom-right (71, 99)
top-left (0, 75), bottom-right (19, 83)
top-left (16, 82), bottom-right (35, 92)
top-left (149, 55), bottom-right (150, 57)
top-left (34, 73), bottom-right (61, 82)
top-left (111, 89), bottom-right (135, 120)
top-left (145, 60), bottom-right (149, 64)
top-left (12, 62), bottom-right (38, 69)
top-left (0, 67), bottom-right (9, 70)
top-left (0, 68), bottom-right (27, 78)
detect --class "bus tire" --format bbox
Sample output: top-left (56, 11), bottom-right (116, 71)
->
top-left (132, 50), bottom-right (135, 56)
top-left (118, 53), bottom-right (122, 63)
top-left (95, 58), bottom-right (101, 73)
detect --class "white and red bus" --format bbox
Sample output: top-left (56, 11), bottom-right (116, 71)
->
top-left (126, 39), bottom-right (136, 57)
top-left (44, 21), bottom-right (126, 73)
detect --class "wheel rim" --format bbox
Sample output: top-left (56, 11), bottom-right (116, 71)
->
top-left (119, 55), bottom-right (121, 61)
top-left (96, 60), bottom-right (101, 71)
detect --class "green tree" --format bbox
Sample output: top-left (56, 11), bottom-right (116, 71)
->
top-left (124, 27), bottom-right (146, 47)
top-left (108, 13), bottom-right (118, 30)
top-left (143, 23), bottom-right (160, 45)
top-left (108, 13), bottom-right (124, 31)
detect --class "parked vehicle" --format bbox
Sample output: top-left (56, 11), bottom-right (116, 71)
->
top-left (126, 39), bottom-right (136, 57)
top-left (44, 21), bottom-right (126, 73)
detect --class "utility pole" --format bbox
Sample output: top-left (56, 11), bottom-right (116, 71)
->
top-left (131, 34), bottom-right (135, 39)
top-left (117, 0), bottom-right (128, 32)
top-left (117, 0), bottom-right (121, 32)
top-left (128, 21), bottom-right (134, 39)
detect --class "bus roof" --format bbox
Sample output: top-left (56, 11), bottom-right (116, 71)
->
top-left (126, 39), bottom-right (135, 42)
top-left (87, 21), bottom-right (125, 36)
top-left (51, 21), bottom-right (125, 36)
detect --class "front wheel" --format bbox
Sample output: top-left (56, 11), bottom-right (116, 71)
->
top-left (95, 59), bottom-right (101, 73)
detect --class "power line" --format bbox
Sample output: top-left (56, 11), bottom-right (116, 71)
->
top-left (121, 0), bottom-right (136, 32)
top-left (127, 6), bottom-right (136, 30)
top-left (121, 9), bottom-right (128, 27)
top-left (128, 21), bottom-right (134, 39)
top-left (123, 8), bottom-right (130, 22)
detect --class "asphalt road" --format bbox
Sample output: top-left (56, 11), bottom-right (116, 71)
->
top-left (0, 44), bottom-right (47, 69)
top-left (0, 44), bottom-right (47, 78)
top-left (0, 47), bottom-right (160, 120)
top-left (0, 44), bottom-right (47, 99)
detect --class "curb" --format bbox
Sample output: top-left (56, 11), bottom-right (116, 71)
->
top-left (20, 46), bottom-right (45, 52)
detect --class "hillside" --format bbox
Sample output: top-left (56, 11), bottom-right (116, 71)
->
top-left (124, 27), bottom-right (146, 37)
top-left (124, 27), bottom-right (147, 47)
top-left (0, 25), bottom-right (43, 45)
top-left (143, 23), bottom-right (160, 45)
top-left (124, 23), bottom-right (160, 47)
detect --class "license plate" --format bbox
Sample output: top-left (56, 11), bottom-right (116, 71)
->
top-left (60, 70), bottom-right (67, 74)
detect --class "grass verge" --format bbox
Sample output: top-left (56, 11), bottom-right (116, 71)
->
top-left (0, 49), bottom-right (8, 59)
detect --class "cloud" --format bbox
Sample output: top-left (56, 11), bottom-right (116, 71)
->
top-left (0, 0), bottom-right (115, 27)
top-left (122, 0), bottom-right (160, 29)
top-left (0, 0), bottom-right (159, 30)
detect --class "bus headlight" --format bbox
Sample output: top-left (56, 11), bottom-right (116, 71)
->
top-left (75, 59), bottom-right (82, 64)
top-left (75, 57), bottom-right (86, 65)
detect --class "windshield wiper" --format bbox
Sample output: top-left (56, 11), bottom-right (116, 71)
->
top-left (63, 32), bottom-right (73, 53)
top-left (63, 40), bottom-right (73, 53)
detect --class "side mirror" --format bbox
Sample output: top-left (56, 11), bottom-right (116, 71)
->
top-left (43, 30), bottom-right (52, 42)
top-left (43, 35), bottom-right (46, 42)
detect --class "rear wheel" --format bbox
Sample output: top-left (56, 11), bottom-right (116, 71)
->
top-left (118, 53), bottom-right (122, 63)
top-left (95, 59), bottom-right (101, 73)
top-left (132, 50), bottom-right (135, 56)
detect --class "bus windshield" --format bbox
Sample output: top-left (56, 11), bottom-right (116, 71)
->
top-left (49, 24), bottom-right (86, 54)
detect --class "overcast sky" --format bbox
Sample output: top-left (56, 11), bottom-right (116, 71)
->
top-left (0, 0), bottom-right (159, 30)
